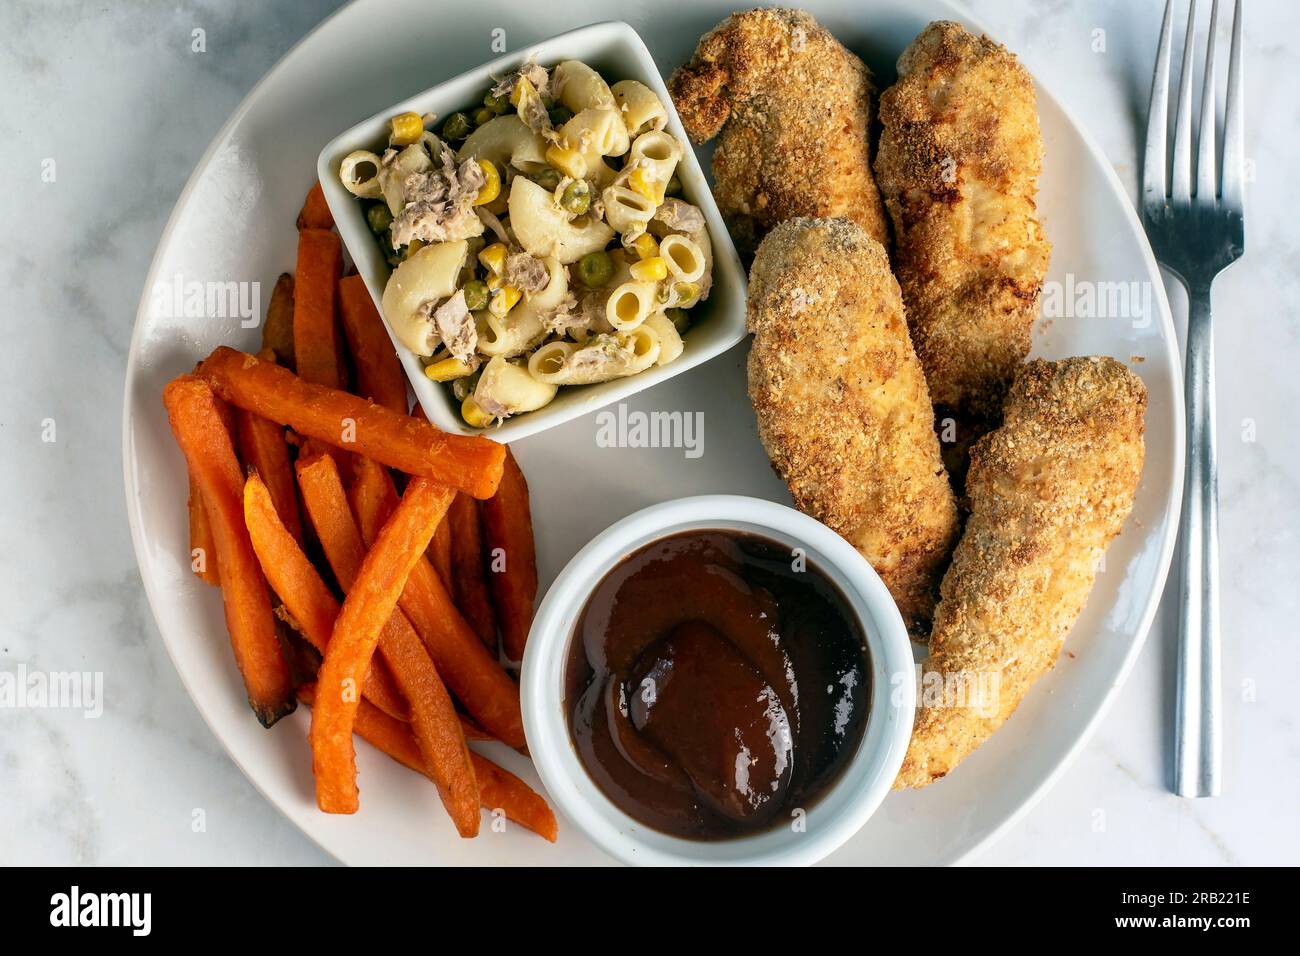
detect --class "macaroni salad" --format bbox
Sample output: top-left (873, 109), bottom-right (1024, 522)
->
top-left (339, 60), bottom-right (713, 427)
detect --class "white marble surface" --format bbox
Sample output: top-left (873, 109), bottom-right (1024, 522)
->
top-left (1, 0), bottom-right (1296, 866)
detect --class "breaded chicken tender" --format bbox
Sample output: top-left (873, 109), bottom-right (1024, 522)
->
top-left (670, 8), bottom-right (889, 257)
top-left (747, 218), bottom-right (958, 632)
top-left (896, 357), bottom-right (1146, 788)
top-left (875, 21), bottom-right (1051, 419)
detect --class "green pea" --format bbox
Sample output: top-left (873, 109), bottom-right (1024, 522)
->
top-left (366, 203), bottom-right (392, 233)
top-left (473, 107), bottom-right (495, 126)
top-left (559, 180), bottom-right (592, 215)
top-left (577, 250), bottom-right (614, 288)
top-left (665, 307), bottom-right (692, 335)
top-left (666, 173), bottom-right (683, 197)
top-left (483, 90), bottom-right (510, 114)
top-left (462, 279), bottom-right (490, 313)
top-left (441, 112), bottom-right (472, 141)
top-left (548, 105), bottom-right (573, 127)
top-left (533, 168), bottom-right (562, 192)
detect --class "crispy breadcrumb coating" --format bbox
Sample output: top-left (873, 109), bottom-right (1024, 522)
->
top-left (670, 8), bottom-right (889, 257)
top-left (747, 218), bottom-right (958, 632)
top-left (896, 357), bottom-right (1146, 788)
top-left (875, 21), bottom-right (1051, 418)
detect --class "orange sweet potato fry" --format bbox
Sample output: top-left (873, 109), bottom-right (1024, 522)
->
top-left (262, 273), bottom-right (296, 369)
top-left (243, 472), bottom-right (407, 721)
top-left (473, 753), bottom-right (559, 843)
top-left (480, 447), bottom-right (538, 662)
top-left (310, 474), bottom-right (454, 813)
top-left (297, 455), bottom-right (478, 835)
top-left (448, 492), bottom-right (497, 647)
top-left (200, 347), bottom-right (504, 498)
top-left (293, 229), bottom-right (346, 390)
top-left (296, 685), bottom-right (556, 841)
top-left (350, 458), bottom-right (525, 750)
top-left (164, 375), bottom-right (294, 727)
top-left (339, 274), bottom-right (407, 415)
top-left (236, 351), bottom-right (303, 544)
top-left (186, 378), bottom-right (235, 585)
top-left (188, 472), bottom-right (220, 585)
top-left (296, 180), bottom-right (335, 231)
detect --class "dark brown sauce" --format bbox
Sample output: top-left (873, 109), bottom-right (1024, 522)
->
top-left (564, 530), bottom-right (870, 840)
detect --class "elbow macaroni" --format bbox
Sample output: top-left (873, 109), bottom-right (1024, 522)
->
top-left (458, 115), bottom-right (548, 173)
top-left (552, 61), bottom-right (615, 112)
top-left (380, 240), bottom-right (469, 355)
top-left (339, 59), bottom-right (714, 427)
top-left (612, 80), bottom-right (667, 135)
top-left (474, 355), bottom-right (557, 415)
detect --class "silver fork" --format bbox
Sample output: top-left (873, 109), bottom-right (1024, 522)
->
top-left (1143, 0), bottom-right (1244, 798)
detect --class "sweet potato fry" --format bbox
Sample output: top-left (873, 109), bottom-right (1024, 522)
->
top-left (473, 752), bottom-right (559, 843)
top-left (262, 273), bottom-right (296, 369)
top-left (297, 685), bottom-right (556, 842)
top-left (199, 347), bottom-right (504, 498)
top-left (243, 472), bottom-right (407, 721)
top-left (164, 375), bottom-right (294, 726)
top-left (186, 380), bottom-right (235, 585)
top-left (293, 229), bottom-right (346, 390)
top-left (296, 180), bottom-right (335, 231)
top-left (297, 455), bottom-right (479, 834)
top-left (339, 274), bottom-right (407, 415)
top-left (480, 446), bottom-right (538, 662)
top-left (310, 474), bottom-right (454, 813)
top-left (188, 472), bottom-right (221, 585)
top-left (350, 458), bottom-right (525, 749)
top-left (236, 351), bottom-right (303, 544)
top-left (448, 492), bottom-right (497, 647)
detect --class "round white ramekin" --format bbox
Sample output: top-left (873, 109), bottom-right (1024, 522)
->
top-left (520, 495), bottom-right (915, 866)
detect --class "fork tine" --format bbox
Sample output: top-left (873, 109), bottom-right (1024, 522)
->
top-left (1171, 0), bottom-right (1199, 203)
top-left (1195, 0), bottom-right (1220, 201)
top-left (1143, 0), bottom-right (1176, 210)
top-left (1220, 0), bottom-right (1245, 210)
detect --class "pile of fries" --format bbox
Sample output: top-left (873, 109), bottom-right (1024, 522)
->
top-left (162, 182), bottom-right (556, 842)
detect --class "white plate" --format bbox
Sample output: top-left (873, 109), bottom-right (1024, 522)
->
top-left (123, 0), bottom-right (1183, 866)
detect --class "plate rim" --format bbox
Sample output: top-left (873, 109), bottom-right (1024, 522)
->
top-left (121, 0), bottom-right (1185, 866)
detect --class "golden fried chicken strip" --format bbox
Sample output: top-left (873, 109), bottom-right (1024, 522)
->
top-left (748, 218), bottom-right (958, 632)
top-left (896, 357), bottom-right (1146, 788)
top-left (875, 21), bottom-right (1051, 418)
top-left (670, 8), bottom-right (889, 257)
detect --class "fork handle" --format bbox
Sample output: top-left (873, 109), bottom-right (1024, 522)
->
top-left (1174, 286), bottom-right (1221, 797)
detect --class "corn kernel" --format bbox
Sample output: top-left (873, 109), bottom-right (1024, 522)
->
top-left (489, 285), bottom-right (522, 317)
top-left (629, 233), bottom-right (659, 260)
top-left (546, 143), bottom-right (586, 179)
top-left (628, 167), bottom-right (664, 204)
top-left (389, 111), bottom-right (424, 146)
top-left (478, 242), bottom-right (508, 275)
top-left (511, 76), bottom-right (537, 108)
top-left (630, 256), bottom-right (669, 282)
top-left (473, 160), bottom-right (500, 207)
top-left (461, 396), bottom-right (494, 428)
top-left (425, 357), bottom-right (476, 382)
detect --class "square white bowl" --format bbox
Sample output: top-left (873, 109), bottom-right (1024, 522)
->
top-left (316, 20), bottom-right (747, 443)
